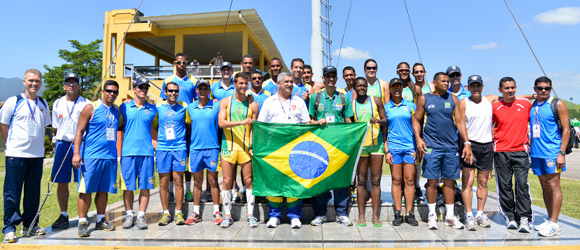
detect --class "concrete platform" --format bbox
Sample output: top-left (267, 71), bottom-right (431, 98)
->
top-left (9, 176), bottom-right (580, 249)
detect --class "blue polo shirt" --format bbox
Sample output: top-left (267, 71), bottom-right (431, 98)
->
top-left (161, 74), bottom-right (198, 104)
top-left (262, 79), bottom-right (279, 95)
top-left (385, 99), bottom-right (416, 150)
top-left (246, 89), bottom-right (271, 111)
top-left (448, 83), bottom-right (471, 101)
top-left (120, 99), bottom-right (158, 156)
top-left (186, 100), bottom-right (220, 150)
top-left (153, 101), bottom-right (189, 151)
top-left (210, 78), bottom-right (235, 101)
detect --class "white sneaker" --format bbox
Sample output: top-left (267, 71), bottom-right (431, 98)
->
top-left (3, 232), bottom-right (17, 243)
top-left (518, 218), bottom-right (530, 233)
top-left (266, 217), bottom-right (280, 228)
top-left (427, 214), bottom-right (438, 230)
top-left (310, 215), bottom-right (327, 226)
top-left (534, 218), bottom-right (551, 231)
top-left (506, 220), bottom-right (518, 229)
top-left (538, 222), bottom-right (561, 237)
top-left (445, 215), bottom-right (465, 229)
top-left (465, 216), bottom-right (476, 231)
top-left (475, 213), bottom-right (491, 228)
top-left (291, 218), bottom-right (302, 229)
top-left (336, 215), bottom-right (353, 226)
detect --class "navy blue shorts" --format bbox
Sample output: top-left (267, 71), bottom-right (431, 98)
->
top-left (422, 147), bottom-right (460, 180)
top-left (51, 141), bottom-right (78, 183)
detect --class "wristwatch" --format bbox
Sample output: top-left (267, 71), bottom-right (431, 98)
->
top-left (559, 150), bottom-right (566, 156)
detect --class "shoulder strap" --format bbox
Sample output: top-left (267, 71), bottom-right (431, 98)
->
top-left (10, 95), bottom-right (25, 125)
top-left (314, 92), bottom-right (322, 118)
top-left (551, 97), bottom-right (561, 131)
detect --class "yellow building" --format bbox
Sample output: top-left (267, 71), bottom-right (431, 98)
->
top-left (101, 9), bottom-right (287, 105)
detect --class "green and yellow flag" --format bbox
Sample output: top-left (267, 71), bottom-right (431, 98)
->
top-left (252, 121), bottom-right (368, 198)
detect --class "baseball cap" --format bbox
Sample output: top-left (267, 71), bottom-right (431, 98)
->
top-left (446, 66), bottom-right (461, 75)
top-left (322, 66), bottom-right (337, 76)
top-left (251, 69), bottom-right (263, 76)
top-left (220, 61), bottom-right (233, 70)
top-left (133, 77), bottom-right (150, 87)
top-left (389, 78), bottom-right (403, 87)
top-left (64, 72), bottom-right (79, 83)
top-left (197, 79), bottom-right (210, 87)
top-left (467, 75), bottom-right (483, 85)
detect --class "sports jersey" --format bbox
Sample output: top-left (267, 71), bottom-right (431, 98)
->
top-left (187, 100), bottom-right (220, 150)
top-left (345, 87), bottom-right (354, 100)
top-left (262, 79), bottom-right (279, 95)
top-left (385, 99), bottom-right (416, 150)
top-left (292, 82), bottom-right (310, 103)
top-left (52, 95), bottom-right (88, 141)
top-left (530, 97), bottom-right (561, 158)
top-left (465, 96), bottom-right (493, 143)
top-left (492, 98), bottom-right (531, 152)
top-left (246, 89), bottom-right (271, 111)
top-left (308, 91), bottom-right (353, 123)
top-left (449, 83), bottom-right (471, 101)
top-left (210, 78), bottom-right (235, 101)
top-left (402, 87), bottom-right (414, 102)
top-left (366, 78), bottom-right (386, 101)
top-left (258, 94), bottom-right (310, 124)
top-left (80, 100), bottom-right (121, 159)
top-left (353, 96), bottom-right (383, 147)
top-left (120, 99), bottom-right (157, 156)
top-left (161, 74), bottom-right (198, 104)
top-left (221, 96), bottom-right (253, 151)
top-left (423, 93), bottom-right (458, 149)
top-left (153, 101), bottom-right (189, 151)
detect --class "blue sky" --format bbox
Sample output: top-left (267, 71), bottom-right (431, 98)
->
top-left (1, 1), bottom-right (579, 100)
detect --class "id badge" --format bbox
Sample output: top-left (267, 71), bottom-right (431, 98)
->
top-left (532, 123), bottom-right (541, 138)
top-left (28, 122), bottom-right (38, 137)
top-left (325, 115), bottom-right (335, 123)
top-left (165, 126), bottom-right (176, 140)
top-left (106, 128), bottom-right (115, 141)
top-left (64, 120), bottom-right (74, 135)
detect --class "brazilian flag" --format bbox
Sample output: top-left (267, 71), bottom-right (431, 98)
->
top-left (252, 121), bottom-right (368, 198)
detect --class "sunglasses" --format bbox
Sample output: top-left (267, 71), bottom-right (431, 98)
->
top-left (449, 73), bottom-right (461, 77)
top-left (536, 86), bottom-right (551, 91)
top-left (365, 66), bottom-right (377, 70)
top-left (390, 85), bottom-right (402, 89)
top-left (103, 89), bottom-right (119, 94)
top-left (166, 89), bottom-right (179, 93)
top-left (413, 70), bottom-right (425, 73)
top-left (252, 77), bottom-right (263, 80)
top-left (64, 82), bottom-right (79, 85)
top-left (397, 69), bottom-right (410, 72)
top-left (503, 86), bottom-right (516, 90)
top-left (137, 85), bottom-right (150, 90)
top-left (174, 61), bottom-right (188, 65)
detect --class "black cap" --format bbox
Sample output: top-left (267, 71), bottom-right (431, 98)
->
top-left (446, 66), bottom-right (461, 75)
top-left (197, 79), bottom-right (210, 87)
top-left (64, 72), bottom-right (79, 83)
top-left (251, 69), bottom-right (263, 76)
top-left (133, 77), bottom-right (150, 87)
top-left (389, 78), bottom-right (403, 87)
top-left (322, 66), bottom-right (337, 76)
top-left (467, 75), bottom-right (483, 85)
top-left (220, 61), bottom-right (233, 70)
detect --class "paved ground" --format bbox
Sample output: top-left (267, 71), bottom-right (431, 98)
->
top-left (11, 176), bottom-right (580, 249)
top-left (562, 149), bottom-right (580, 180)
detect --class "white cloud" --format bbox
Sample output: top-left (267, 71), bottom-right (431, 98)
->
top-left (332, 47), bottom-right (370, 60)
top-left (535, 7), bottom-right (580, 25)
top-left (469, 42), bottom-right (499, 50)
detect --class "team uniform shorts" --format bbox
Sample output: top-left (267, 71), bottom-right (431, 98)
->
top-left (51, 140), bottom-right (79, 183)
top-left (390, 148), bottom-right (415, 165)
top-left (190, 149), bottom-right (220, 173)
top-left (531, 157), bottom-right (566, 176)
top-left (77, 158), bottom-right (117, 194)
top-left (221, 150), bottom-right (251, 164)
top-left (360, 142), bottom-right (385, 157)
top-left (155, 150), bottom-right (187, 174)
top-left (120, 156), bottom-right (156, 190)
top-left (461, 141), bottom-right (493, 171)
top-left (422, 147), bottom-right (460, 180)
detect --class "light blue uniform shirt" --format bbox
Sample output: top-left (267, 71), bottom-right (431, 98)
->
top-left (530, 97), bottom-right (562, 159)
top-left (187, 100), bottom-right (220, 150)
top-left (161, 74), bottom-right (198, 104)
top-left (247, 89), bottom-right (271, 111)
top-left (262, 79), bottom-right (279, 95)
top-left (210, 78), bottom-right (236, 101)
top-left (120, 99), bottom-right (157, 156)
top-left (385, 99), bottom-right (416, 150)
top-left (449, 83), bottom-right (471, 101)
top-left (81, 100), bottom-right (121, 159)
top-left (153, 101), bottom-right (188, 151)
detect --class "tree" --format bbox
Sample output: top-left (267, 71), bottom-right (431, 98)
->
top-left (42, 39), bottom-right (103, 106)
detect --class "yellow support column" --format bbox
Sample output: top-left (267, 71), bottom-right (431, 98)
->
top-left (175, 34), bottom-right (184, 54)
top-left (259, 51), bottom-right (264, 71)
top-left (242, 29), bottom-right (248, 58)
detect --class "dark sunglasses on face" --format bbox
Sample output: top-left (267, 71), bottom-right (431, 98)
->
top-left (137, 85), bottom-right (150, 90)
top-left (64, 82), bottom-right (79, 85)
top-left (104, 89), bottom-right (119, 94)
top-left (398, 69), bottom-right (410, 72)
top-left (414, 70), bottom-right (425, 73)
top-left (365, 66), bottom-right (377, 70)
top-left (252, 77), bottom-right (263, 80)
top-left (166, 89), bottom-right (179, 93)
top-left (449, 73), bottom-right (461, 77)
top-left (174, 61), bottom-right (188, 65)
top-left (503, 86), bottom-right (516, 90)
top-left (536, 86), bottom-right (551, 91)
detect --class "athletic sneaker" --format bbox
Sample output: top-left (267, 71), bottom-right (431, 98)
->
top-left (311, 215), bottom-right (327, 226)
top-left (3, 232), bottom-right (17, 243)
top-left (506, 220), bottom-right (518, 229)
top-left (405, 212), bottom-right (419, 226)
top-left (336, 215), bottom-right (353, 226)
top-left (136, 216), bottom-right (148, 230)
top-left (427, 214), bottom-right (438, 230)
top-left (96, 218), bottom-right (116, 231)
top-left (213, 212), bottom-right (224, 225)
top-left (78, 222), bottom-right (90, 237)
top-left (51, 214), bottom-right (69, 229)
top-left (123, 215), bottom-right (134, 229)
top-left (538, 222), bottom-right (561, 237)
top-left (392, 210), bottom-right (403, 226)
top-left (445, 215), bottom-right (465, 229)
top-left (518, 218), bottom-right (530, 233)
top-left (534, 218), bottom-right (551, 231)
top-left (475, 213), bottom-right (491, 228)
top-left (415, 188), bottom-right (424, 203)
top-left (158, 213), bottom-right (172, 226)
top-left (201, 190), bottom-right (212, 203)
top-left (291, 218), bottom-right (302, 229)
top-left (169, 191), bottom-right (175, 202)
top-left (22, 225), bottom-right (46, 237)
top-left (220, 216), bottom-right (234, 228)
top-left (175, 212), bottom-right (186, 225)
top-left (267, 217), bottom-right (280, 228)
top-left (185, 212), bottom-right (202, 225)
top-left (247, 216), bottom-right (259, 228)
top-left (465, 216), bottom-right (476, 231)
top-left (185, 190), bottom-right (194, 202)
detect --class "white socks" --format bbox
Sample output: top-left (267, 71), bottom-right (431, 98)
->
top-left (246, 189), bottom-right (255, 215)
top-left (213, 205), bottom-right (220, 214)
top-left (79, 217), bottom-right (87, 223)
top-left (137, 211), bottom-right (145, 218)
top-left (163, 210), bottom-right (169, 215)
top-left (445, 204), bottom-right (454, 218)
top-left (61, 211), bottom-right (68, 217)
top-left (476, 210), bottom-right (484, 217)
top-left (96, 214), bottom-right (105, 222)
top-left (194, 205), bottom-right (201, 214)
top-left (428, 203), bottom-right (436, 216)
top-left (221, 190), bottom-right (233, 216)
top-left (126, 210), bottom-right (134, 217)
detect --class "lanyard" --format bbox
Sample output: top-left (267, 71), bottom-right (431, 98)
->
top-left (322, 91), bottom-right (337, 115)
top-left (66, 97), bottom-right (79, 119)
top-left (278, 96), bottom-right (292, 120)
top-left (101, 100), bottom-right (115, 128)
top-left (165, 104), bottom-right (175, 127)
top-left (535, 101), bottom-right (546, 123)
top-left (25, 96), bottom-right (39, 121)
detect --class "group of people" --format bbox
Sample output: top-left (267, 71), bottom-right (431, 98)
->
top-left (0, 52), bottom-right (569, 243)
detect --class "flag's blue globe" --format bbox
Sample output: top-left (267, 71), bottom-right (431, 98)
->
top-left (288, 141), bottom-right (329, 179)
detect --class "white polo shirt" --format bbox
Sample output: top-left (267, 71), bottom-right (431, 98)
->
top-left (0, 93), bottom-right (51, 158)
top-left (258, 94), bottom-right (310, 124)
top-left (52, 95), bottom-right (88, 142)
